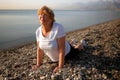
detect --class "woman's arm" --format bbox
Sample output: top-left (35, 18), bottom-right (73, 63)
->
top-left (54, 36), bottom-right (65, 72)
top-left (32, 42), bottom-right (44, 69)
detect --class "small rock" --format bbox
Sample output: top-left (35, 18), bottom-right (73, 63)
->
top-left (40, 76), bottom-right (46, 80)
top-left (0, 75), bottom-right (4, 80)
top-left (51, 73), bottom-right (63, 80)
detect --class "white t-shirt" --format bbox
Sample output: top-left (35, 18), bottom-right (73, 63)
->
top-left (36, 22), bottom-right (70, 62)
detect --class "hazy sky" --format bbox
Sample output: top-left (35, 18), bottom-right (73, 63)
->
top-left (0, 0), bottom-right (105, 10)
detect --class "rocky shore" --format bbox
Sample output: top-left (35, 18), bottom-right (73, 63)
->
top-left (0, 19), bottom-right (120, 80)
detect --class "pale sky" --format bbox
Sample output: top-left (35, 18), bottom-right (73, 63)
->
top-left (0, 0), bottom-right (118, 10)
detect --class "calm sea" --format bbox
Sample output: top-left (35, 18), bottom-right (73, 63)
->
top-left (0, 10), bottom-right (120, 49)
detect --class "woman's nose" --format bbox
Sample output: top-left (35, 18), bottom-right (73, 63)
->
top-left (40, 14), bottom-right (47, 19)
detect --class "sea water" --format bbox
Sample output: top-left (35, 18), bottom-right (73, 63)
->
top-left (0, 10), bottom-right (120, 49)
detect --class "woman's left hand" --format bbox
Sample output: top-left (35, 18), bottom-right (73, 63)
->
top-left (53, 66), bottom-right (61, 73)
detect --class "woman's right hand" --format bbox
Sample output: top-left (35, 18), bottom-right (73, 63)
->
top-left (32, 65), bottom-right (40, 70)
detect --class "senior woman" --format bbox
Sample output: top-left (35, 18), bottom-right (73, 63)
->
top-left (32, 6), bottom-right (86, 73)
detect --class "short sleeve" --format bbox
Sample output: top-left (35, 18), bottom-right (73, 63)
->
top-left (56, 24), bottom-right (66, 38)
top-left (36, 27), bottom-right (40, 42)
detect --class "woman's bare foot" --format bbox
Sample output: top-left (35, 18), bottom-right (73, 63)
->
top-left (74, 39), bottom-right (87, 51)
top-left (75, 44), bottom-right (84, 51)
top-left (69, 38), bottom-right (76, 47)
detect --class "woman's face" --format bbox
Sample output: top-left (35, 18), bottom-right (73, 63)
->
top-left (39, 13), bottom-right (51, 25)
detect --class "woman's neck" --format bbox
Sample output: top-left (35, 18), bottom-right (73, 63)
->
top-left (41, 23), bottom-right (53, 37)
top-left (42, 23), bottom-right (52, 32)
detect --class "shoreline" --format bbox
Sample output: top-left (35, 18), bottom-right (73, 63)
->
top-left (0, 18), bottom-right (120, 79)
top-left (1, 18), bottom-right (120, 51)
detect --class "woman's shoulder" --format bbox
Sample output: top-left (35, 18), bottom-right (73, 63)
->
top-left (53, 22), bottom-right (65, 33)
top-left (36, 26), bottom-right (41, 31)
top-left (53, 22), bottom-right (63, 29)
top-left (36, 26), bottom-right (41, 34)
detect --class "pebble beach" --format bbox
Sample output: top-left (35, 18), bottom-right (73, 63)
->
top-left (0, 19), bottom-right (120, 80)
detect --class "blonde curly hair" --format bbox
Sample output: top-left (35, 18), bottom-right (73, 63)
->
top-left (37, 6), bottom-right (55, 23)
